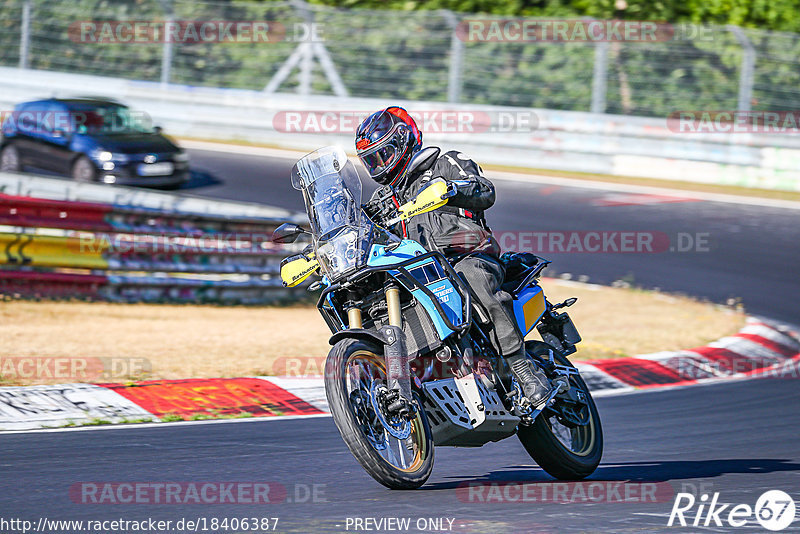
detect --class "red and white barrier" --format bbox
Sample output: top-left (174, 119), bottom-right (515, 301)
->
top-left (1, 317), bottom-right (797, 431)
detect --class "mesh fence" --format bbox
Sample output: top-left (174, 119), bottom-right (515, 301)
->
top-left (1, 0), bottom-right (800, 117)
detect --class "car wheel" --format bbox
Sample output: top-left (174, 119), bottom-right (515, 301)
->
top-left (0, 144), bottom-right (21, 172)
top-left (71, 156), bottom-right (97, 183)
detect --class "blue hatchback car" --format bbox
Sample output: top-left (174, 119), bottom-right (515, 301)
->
top-left (0, 97), bottom-right (189, 188)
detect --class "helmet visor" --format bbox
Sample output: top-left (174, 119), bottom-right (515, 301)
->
top-left (358, 139), bottom-right (399, 179)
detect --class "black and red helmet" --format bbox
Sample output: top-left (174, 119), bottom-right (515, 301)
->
top-left (355, 106), bottom-right (422, 186)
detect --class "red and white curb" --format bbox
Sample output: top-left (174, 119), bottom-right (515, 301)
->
top-left (0, 378), bottom-right (327, 431)
top-left (1, 317), bottom-right (797, 431)
top-left (578, 317), bottom-right (800, 395)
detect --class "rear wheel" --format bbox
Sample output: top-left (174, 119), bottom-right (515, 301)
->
top-left (71, 156), bottom-right (96, 182)
top-left (325, 338), bottom-right (434, 489)
top-left (517, 341), bottom-right (603, 480)
top-left (0, 144), bottom-right (21, 172)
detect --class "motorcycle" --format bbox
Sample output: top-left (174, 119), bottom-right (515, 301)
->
top-left (272, 146), bottom-right (602, 489)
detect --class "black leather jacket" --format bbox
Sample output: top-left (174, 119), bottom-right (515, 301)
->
top-left (370, 149), bottom-right (501, 258)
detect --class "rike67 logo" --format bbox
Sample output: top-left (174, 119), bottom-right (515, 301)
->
top-left (669, 490), bottom-right (796, 531)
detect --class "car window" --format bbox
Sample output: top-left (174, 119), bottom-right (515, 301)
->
top-left (15, 102), bottom-right (43, 134)
top-left (13, 101), bottom-right (58, 136)
top-left (66, 102), bottom-right (154, 135)
top-left (45, 102), bottom-right (70, 134)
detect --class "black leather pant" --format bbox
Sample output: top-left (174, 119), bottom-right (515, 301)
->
top-left (453, 254), bottom-right (524, 356)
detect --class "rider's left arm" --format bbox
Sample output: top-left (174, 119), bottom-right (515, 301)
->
top-left (432, 151), bottom-right (496, 210)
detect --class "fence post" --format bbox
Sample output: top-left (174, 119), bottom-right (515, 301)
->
top-left (159, 0), bottom-right (174, 86)
top-left (19, 0), bottom-right (32, 69)
top-left (265, 0), bottom-right (348, 96)
top-left (590, 40), bottom-right (609, 114)
top-left (442, 10), bottom-right (463, 103)
top-left (298, 43), bottom-right (312, 96)
top-left (295, 0), bottom-right (313, 96)
top-left (728, 25), bottom-right (755, 112)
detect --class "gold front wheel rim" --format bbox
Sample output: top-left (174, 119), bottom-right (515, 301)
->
top-left (344, 350), bottom-right (428, 473)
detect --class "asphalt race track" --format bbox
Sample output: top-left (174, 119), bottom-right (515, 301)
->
top-left (182, 148), bottom-right (800, 324)
top-left (3, 379), bottom-right (799, 532)
top-left (4, 147), bottom-right (799, 533)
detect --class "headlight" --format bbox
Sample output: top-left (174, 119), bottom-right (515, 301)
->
top-left (91, 149), bottom-right (129, 164)
top-left (172, 151), bottom-right (189, 162)
top-left (317, 228), bottom-right (367, 280)
top-left (92, 149), bottom-right (112, 162)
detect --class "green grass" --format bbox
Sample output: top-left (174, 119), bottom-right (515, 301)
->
top-left (52, 416), bottom-right (156, 428)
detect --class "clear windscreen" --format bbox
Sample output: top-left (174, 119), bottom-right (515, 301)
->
top-left (292, 146), bottom-right (362, 239)
top-left (291, 146), bottom-right (371, 281)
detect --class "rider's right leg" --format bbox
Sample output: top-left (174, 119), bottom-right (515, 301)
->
top-left (453, 255), bottom-right (553, 405)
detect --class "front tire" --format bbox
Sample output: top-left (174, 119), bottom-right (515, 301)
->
top-left (517, 341), bottom-right (603, 480)
top-left (325, 338), bottom-right (434, 489)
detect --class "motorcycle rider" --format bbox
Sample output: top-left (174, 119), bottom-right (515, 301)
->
top-left (355, 106), bottom-right (553, 406)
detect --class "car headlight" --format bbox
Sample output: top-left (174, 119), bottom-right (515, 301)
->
top-left (91, 149), bottom-right (112, 162)
top-left (91, 149), bottom-right (129, 164)
top-left (172, 151), bottom-right (189, 162)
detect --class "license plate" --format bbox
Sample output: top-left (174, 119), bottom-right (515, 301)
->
top-left (537, 311), bottom-right (582, 353)
top-left (561, 313), bottom-right (582, 345)
top-left (137, 162), bottom-right (174, 176)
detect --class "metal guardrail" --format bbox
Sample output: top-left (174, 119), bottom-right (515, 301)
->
top-left (4, 66), bottom-right (799, 191)
top-left (2, 1), bottom-right (800, 190)
top-left (0, 172), bottom-right (305, 304)
top-left (0, 171), bottom-right (305, 222)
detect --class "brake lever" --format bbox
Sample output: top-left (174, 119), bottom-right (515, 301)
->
top-left (443, 181), bottom-right (458, 199)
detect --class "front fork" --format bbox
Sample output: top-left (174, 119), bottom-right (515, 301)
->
top-left (381, 285), bottom-right (413, 416)
top-left (344, 285), bottom-right (413, 417)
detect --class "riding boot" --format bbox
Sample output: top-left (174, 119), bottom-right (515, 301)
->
top-left (505, 346), bottom-right (553, 406)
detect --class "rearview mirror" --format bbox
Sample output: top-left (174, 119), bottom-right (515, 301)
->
top-left (272, 222), bottom-right (308, 244)
top-left (405, 146), bottom-right (440, 177)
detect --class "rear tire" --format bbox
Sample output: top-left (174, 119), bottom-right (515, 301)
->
top-left (325, 338), bottom-right (434, 489)
top-left (0, 144), bottom-right (21, 172)
top-left (517, 341), bottom-right (603, 480)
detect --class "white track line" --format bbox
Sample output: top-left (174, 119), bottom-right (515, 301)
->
top-left (0, 412), bottom-right (331, 435)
